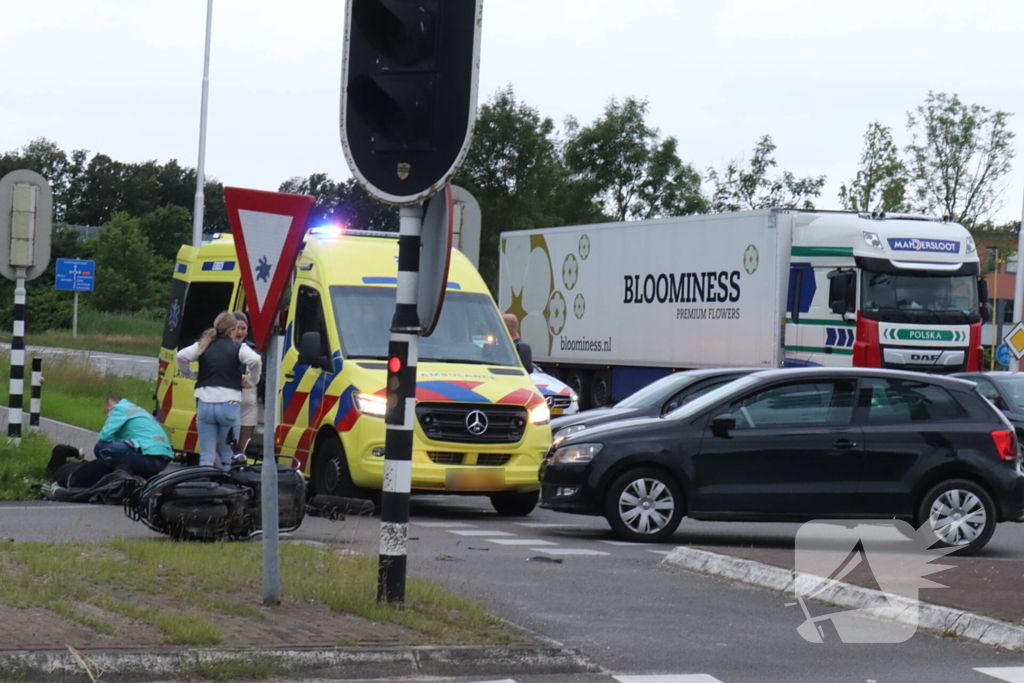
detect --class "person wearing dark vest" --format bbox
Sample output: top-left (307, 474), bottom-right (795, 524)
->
top-left (502, 313), bottom-right (533, 371)
top-left (176, 311), bottom-right (262, 469)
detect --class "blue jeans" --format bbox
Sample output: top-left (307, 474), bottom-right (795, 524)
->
top-left (94, 441), bottom-right (170, 479)
top-left (197, 400), bottom-right (240, 470)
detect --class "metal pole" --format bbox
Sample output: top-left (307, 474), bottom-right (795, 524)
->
top-left (261, 331), bottom-right (281, 604)
top-left (72, 291), bottom-right (79, 339)
top-left (1012, 195), bottom-right (1024, 374)
top-left (28, 358), bottom-right (41, 428)
top-left (192, 0), bottom-right (214, 248)
top-left (991, 257), bottom-right (999, 371)
top-left (378, 204), bottom-right (423, 604)
top-left (7, 269), bottom-right (26, 443)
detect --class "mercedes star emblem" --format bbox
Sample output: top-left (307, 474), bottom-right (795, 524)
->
top-left (465, 410), bottom-right (489, 435)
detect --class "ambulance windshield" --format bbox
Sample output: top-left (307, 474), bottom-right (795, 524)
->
top-left (331, 285), bottom-right (520, 366)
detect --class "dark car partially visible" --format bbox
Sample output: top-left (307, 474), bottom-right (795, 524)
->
top-left (952, 372), bottom-right (1024, 437)
top-left (541, 368), bottom-right (1024, 555)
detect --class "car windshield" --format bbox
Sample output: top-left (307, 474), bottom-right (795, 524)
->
top-left (664, 375), bottom-right (761, 420)
top-left (995, 376), bottom-right (1024, 411)
top-left (861, 271), bottom-right (977, 320)
top-left (329, 285), bottom-right (520, 366)
top-left (615, 374), bottom-right (697, 409)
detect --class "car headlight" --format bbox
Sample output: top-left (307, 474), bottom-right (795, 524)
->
top-left (551, 442), bottom-right (603, 464)
top-left (552, 423), bottom-right (587, 447)
top-left (354, 392), bottom-right (387, 417)
top-left (862, 231), bottom-right (884, 251)
top-left (530, 402), bottom-right (551, 425)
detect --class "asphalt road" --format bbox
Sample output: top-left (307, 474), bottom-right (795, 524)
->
top-left (4, 497), bottom-right (1024, 683)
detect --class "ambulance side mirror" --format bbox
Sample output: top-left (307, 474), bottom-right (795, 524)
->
top-left (298, 331), bottom-right (331, 372)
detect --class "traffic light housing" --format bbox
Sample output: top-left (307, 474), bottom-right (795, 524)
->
top-left (341, 0), bottom-right (482, 205)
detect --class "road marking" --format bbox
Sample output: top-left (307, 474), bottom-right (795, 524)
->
top-left (0, 505), bottom-right (110, 512)
top-left (515, 522), bottom-right (584, 528)
top-left (531, 548), bottom-right (610, 556)
top-left (601, 540), bottom-right (650, 546)
top-left (462, 680), bottom-right (518, 683)
top-left (486, 539), bottom-right (558, 546)
top-left (614, 675), bottom-right (725, 683)
top-left (976, 668), bottom-right (1024, 682)
top-left (413, 521), bottom-right (476, 528)
top-left (647, 550), bottom-right (673, 556)
top-left (448, 530), bottom-right (515, 536)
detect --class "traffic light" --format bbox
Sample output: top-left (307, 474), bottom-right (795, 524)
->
top-left (341, 0), bottom-right (482, 205)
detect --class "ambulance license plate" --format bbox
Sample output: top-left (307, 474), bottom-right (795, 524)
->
top-left (446, 468), bottom-right (505, 491)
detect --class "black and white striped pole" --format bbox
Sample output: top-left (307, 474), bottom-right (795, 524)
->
top-left (7, 272), bottom-right (26, 442)
top-left (28, 357), bottom-right (42, 429)
top-left (378, 204), bottom-right (423, 603)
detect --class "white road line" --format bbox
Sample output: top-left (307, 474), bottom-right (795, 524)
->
top-left (531, 548), bottom-right (610, 556)
top-left (0, 506), bottom-right (110, 512)
top-left (413, 521), bottom-right (476, 528)
top-left (448, 530), bottom-right (515, 537)
top-left (601, 540), bottom-right (650, 546)
top-left (614, 675), bottom-right (725, 683)
top-left (462, 679), bottom-right (518, 683)
top-left (486, 539), bottom-right (558, 546)
top-left (515, 522), bottom-right (585, 528)
top-left (647, 550), bottom-right (673, 556)
top-left (976, 668), bottom-right (1024, 682)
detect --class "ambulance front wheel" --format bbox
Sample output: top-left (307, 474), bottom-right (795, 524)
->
top-left (313, 437), bottom-right (360, 499)
top-left (490, 490), bottom-right (539, 516)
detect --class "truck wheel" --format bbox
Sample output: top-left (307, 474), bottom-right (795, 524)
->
top-left (916, 479), bottom-right (996, 556)
top-left (490, 490), bottom-right (539, 516)
top-left (566, 369), bottom-right (591, 411)
top-left (313, 437), bottom-right (361, 499)
top-left (603, 467), bottom-right (684, 543)
top-left (590, 370), bottom-right (611, 408)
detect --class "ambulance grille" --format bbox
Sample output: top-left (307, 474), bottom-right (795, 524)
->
top-left (476, 454), bottom-right (512, 466)
top-left (427, 452), bottom-right (465, 465)
top-left (416, 403), bottom-right (528, 444)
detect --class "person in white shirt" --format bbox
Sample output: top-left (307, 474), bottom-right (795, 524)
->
top-left (176, 311), bottom-right (262, 469)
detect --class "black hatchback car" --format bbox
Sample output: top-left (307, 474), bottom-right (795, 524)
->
top-left (540, 368), bottom-right (1024, 555)
top-left (951, 372), bottom-right (1024, 437)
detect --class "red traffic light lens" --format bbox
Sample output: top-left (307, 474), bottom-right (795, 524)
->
top-left (389, 357), bottom-right (402, 373)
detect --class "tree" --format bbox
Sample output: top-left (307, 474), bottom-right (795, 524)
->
top-left (707, 134), bottom-right (826, 212)
top-left (278, 174), bottom-right (398, 231)
top-left (905, 91), bottom-right (1016, 227)
top-left (91, 213), bottom-right (154, 313)
top-left (563, 97), bottom-right (705, 221)
top-left (139, 204), bottom-right (192, 260)
top-left (838, 123), bottom-right (909, 213)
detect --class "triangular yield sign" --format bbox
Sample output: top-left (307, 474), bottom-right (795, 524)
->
top-left (224, 187), bottom-right (316, 351)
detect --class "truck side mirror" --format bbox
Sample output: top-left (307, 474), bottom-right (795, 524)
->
top-left (827, 270), bottom-right (856, 317)
top-left (517, 341), bottom-right (533, 372)
top-left (711, 413), bottom-right (736, 437)
top-left (978, 278), bottom-right (990, 304)
top-left (298, 331), bottom-right (331, 372)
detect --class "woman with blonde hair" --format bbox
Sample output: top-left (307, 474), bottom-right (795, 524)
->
top-left (176, 311), bottom-right (262, 469)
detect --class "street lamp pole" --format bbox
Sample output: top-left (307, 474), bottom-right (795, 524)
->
top-left (192, 0), bottom-right (214, 248)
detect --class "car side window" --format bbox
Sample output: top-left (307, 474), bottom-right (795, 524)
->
top-left (663, 379), bottom-right (732, 415)
top-left (859, 378), bottom-right (966, 424)
top-left (971, 378), bottom-right (1006, 409)
top-left (294, 286), bottom-right (331, 358)
top-left (728, 380), bottom-right (856, 429)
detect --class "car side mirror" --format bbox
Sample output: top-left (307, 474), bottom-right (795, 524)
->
top-left (298, 331), bottom-right (331, 372)
top-left (711, 413), bottom-right (736, 437)
top-left (517, 341), bottom-right (533, 372)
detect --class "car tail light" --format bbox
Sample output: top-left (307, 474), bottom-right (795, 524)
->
top-left (991, 430), bottom-right (1017, 461)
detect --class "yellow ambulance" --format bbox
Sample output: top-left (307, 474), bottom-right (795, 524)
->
top-left (157, 228), bottom-right (552, 515)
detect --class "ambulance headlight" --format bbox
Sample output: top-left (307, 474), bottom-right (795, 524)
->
top-left (354, 392), bottom-right (387, 417)
top-left (862, 231), bottom-right (884, 251)
top-left (529, 403), bottom-right (551, 425)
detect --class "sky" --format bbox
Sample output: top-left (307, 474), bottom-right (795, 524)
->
top-left (3, 0), bottom-right (1024, 225)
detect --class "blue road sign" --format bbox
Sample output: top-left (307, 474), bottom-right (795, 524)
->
top-left (55, 259), bottom-right (95, 292)
top-left (997, 343), bottom-right (1012, 367)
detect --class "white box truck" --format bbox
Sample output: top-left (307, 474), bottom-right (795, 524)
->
top-left (498, 209), bottom-right (987, 409)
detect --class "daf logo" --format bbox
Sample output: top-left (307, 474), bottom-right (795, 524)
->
top-left (465, 410), bottom-right (489, 435)
top-left (912, 353), bottom-right (941, 362)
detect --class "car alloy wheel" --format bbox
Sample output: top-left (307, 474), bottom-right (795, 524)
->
top-left (604, 467), bottom-right (684, 543)
top-left (918, 479), bottom-right (996, 556)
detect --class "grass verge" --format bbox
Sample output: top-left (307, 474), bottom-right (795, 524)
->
top-left (1, 310), bottom-right (163, 357)
top-left (0, 349), bottom-right (155, 432)
top-left (0, 431), bottom-right (54, 500)
top-left (0, 540), bottom-right (515, 648)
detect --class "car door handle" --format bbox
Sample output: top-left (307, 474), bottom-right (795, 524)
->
top-left (833, 439), bottom-right (858, 450)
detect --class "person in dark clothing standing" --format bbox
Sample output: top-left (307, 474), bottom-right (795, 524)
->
top-left (176, 311), bottom-right (262, 469)
top-left (502, 313), bottom-right (533, 371)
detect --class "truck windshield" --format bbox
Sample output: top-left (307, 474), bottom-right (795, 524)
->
top-left (861, 271), bottom-right (978, 322)
top-left (330, 285), bottom-right (520, 366)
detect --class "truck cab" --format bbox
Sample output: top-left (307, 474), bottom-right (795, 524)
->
top-left (158, 229), bottom-right (552, 516)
